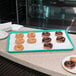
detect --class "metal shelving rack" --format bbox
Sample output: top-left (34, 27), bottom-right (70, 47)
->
top-left (25, 0), bottom-right (49, 28)
top-left (25, 0), bottom-right (76, 30)
top-left (1, 0), bottom-right (76, 31)
top-left (15, 0), bottom-right (26, 24)
top-left (0, 0), bottom-right (11, 23)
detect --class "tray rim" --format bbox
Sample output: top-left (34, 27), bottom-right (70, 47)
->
top-left (7, 29), bottom-right (75, 53)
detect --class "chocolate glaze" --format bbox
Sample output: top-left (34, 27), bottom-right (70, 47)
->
top-left (56, 36), bottom-right (65, 42)
top-left (55, 31), bottom-right (63, 35)
top-left (44, 43), bottom-right (53, 48)
top-left (64, 61), bottom-right (75, 68)
top-left (42, 37), bottom-right (51, 43)
top-left (42, 32), bottom-right (50, 36)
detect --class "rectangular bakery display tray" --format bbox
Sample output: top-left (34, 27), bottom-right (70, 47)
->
top-left (7, 30), bottom-right (75, 53)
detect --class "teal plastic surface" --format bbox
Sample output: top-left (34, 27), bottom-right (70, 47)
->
top-left (7, 30), bottom-right (75, 53)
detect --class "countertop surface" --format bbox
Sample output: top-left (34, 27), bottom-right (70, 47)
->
top-left (0, 27), bottom-right (76, 76)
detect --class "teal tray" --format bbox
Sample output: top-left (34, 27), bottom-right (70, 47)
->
top-left (7, 30), bottom-right (75, 53)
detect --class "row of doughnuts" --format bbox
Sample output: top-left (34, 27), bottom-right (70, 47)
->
top-left (14, 31), bottom-right (65, 44)
top-left (27, 32), bottom-right (36, 43)
top-left (55, 31), bottom-right (65, 43)
top-left (15, 32), bottom-right (37, 44)
top-left (14, 32), bottom-right (37, 51)
top-left (14, 33), bottom-right (24, 51)
top-left (42, 32), bottom-right (53, 49)
top-left (42, 31), bottom-right (65, 43)
top-left (41, 31), bottom-right (66, 49)
top-left (13, 31), bottom-right (65, 51)
top-left (42, 31), bottom-right (63, 37)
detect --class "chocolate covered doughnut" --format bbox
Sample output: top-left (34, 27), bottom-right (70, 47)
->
top-left (42, 37), bottom-right (51, 43)
top-left (42, 32), bottom-right (50, 37)
top-left (64, 61), bottom-right (75, 69)
top-left (56, 36), bottom-right (65, 43)
top-left (44, 43), bottom-right (53, 49)
top-left (55, 31), bottom-right (63, 36)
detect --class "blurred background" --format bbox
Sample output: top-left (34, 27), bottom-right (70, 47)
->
top-left (0, 0), bottom-right (76, 32)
